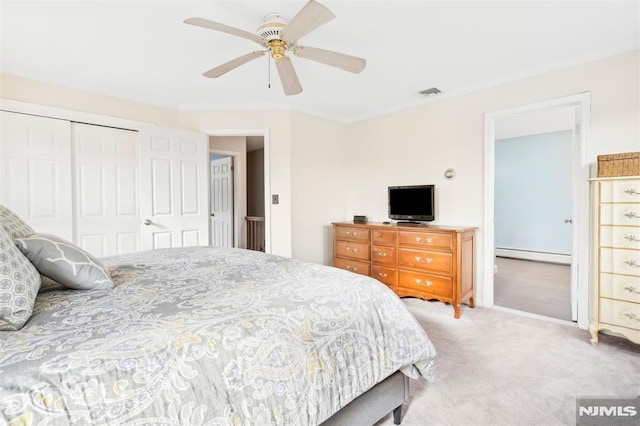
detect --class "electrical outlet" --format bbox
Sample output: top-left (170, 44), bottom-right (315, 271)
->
top-left (272, 194), bottom-right (279, 205)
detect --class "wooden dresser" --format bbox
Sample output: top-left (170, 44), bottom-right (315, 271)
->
top-left (589, 177), bottom-right (640, 345)
top-left (333, 222), bottom-right (476, 318)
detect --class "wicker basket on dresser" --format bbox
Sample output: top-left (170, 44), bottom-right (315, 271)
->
top-left (332, 222), bottom-right (476, 318)
top-left (589, 176), bottom-right (640, 345)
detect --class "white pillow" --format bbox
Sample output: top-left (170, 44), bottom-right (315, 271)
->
top-left (0, 226), bottom-right (41, 330)
top-left (16, 233), bottom-right (113, 291)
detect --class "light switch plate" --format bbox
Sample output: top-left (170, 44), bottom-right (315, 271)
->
top-left (272, 194), bottom-right (279, 205)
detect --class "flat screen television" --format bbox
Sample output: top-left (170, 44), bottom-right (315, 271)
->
top-left (388, 185), bottom-right (435, 223)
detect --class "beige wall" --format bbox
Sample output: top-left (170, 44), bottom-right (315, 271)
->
top-left (341, 49), bottom-right (639, 305)
top-left (290, 111), bottom-right (347, 264)
top-left (0, 73), bottom-right (179, 127)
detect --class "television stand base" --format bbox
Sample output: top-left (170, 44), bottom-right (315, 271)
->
top-left (396, 221), bottom-right (427, 226)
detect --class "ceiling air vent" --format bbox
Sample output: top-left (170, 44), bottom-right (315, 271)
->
top-left (418, 87), bottom-right (442, 97)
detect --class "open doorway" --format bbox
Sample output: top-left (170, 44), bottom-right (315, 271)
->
top-left (483, 93), bottom-right (591, 329)
top-left (492, 107), bottom-right (574, 321)
top-left (209, 133), bottom-right (268, 252)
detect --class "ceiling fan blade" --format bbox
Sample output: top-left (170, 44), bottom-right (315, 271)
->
top-left (293, 45), bottom-right (366, 74)
top-left (275, 57), bottom-right (303, 96)
top-left (203, 51), bottom-right (265, 78)
top-left (184, 17), bottom-right (265, 45)
top-left (280, 0), bottom-right (335, 44)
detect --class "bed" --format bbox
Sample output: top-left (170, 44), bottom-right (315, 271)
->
top-left (0, 246), bottom-right (437, 425)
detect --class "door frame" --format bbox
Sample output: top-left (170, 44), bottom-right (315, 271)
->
top-left (483, 92), bottom-right (591, 329)
top-left (203, 129), bottom-right (271, 254)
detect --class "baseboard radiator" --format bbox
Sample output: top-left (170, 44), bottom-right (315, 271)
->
top-left (495, 248), bottom-right (571, 265)
top-left (246, 216), bottom-right (265, 252)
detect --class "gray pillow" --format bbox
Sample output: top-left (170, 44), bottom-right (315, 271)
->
top-left (0, 205), bottom-right (35, 239)
top-left (0, 226), bottom-right (41, 330)
top-left (16, 233), bottom-right (113, 290)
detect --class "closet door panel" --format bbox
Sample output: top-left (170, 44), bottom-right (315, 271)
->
top-left (73, 123), bottom-right (139, 257)
top-left (0, 111), bottom-right (73, 240)
top-left (139, 126), bottom-right (208, 250)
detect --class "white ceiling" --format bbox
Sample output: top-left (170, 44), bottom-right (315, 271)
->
top-left (1, 1), bottom-right (638, 123)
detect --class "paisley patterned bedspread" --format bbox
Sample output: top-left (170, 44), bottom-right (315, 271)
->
top-left (0, 247), bottom-right (436, 425)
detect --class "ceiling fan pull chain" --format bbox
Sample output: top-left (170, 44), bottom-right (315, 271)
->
top-left (268, 55), bottom-right (271, 89)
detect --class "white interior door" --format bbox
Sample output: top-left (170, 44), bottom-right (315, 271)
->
top-left (72, 123), bottom-right (139, 257)
top-left (0, 111), bottom-right (73, 240)
top-left (210, 156), bottom-right (233, 247)
top-left (139, 125), bottom-right (208, 250)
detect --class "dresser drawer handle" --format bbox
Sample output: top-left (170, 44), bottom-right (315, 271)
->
top-left (624, 234), bottom-right (640, 242)
top-left (414, 256), bottom-right (433, 263)
top-left (378, 272), bottom-right (388, 278)
top-left (414, 278), bottom-right (433, 286)
top-left (346, 247), bottom-right (358, 253)
top-left (377, 252), bottom-right (387, 257)
top-left (623, 259), bottom-right (640, 268)
top-left (346, 265), bottom-right (358, 272)
top-left (623, 188), bottom-right (639, 196)
top-left (622, 312), bottom-right (639, 322)
top-left (623, 285), bottom-right (640, 294)
top-left (623, 211), bottom-right (640, 219)
top-left (415, 237), bottom-right (433, 243)
top-left (346, 231), bottom-right (358, 237)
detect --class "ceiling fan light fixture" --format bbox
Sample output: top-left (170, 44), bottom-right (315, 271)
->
top-left (269, 39), bottom-right (287, 60)
top-left (257, 13), bottom-right (288, 41)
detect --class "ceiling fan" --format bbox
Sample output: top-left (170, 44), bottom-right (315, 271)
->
top-left (184, 0), bottom-right (366, 96)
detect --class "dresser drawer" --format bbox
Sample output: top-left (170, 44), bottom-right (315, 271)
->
top-left (600, 273), bottom-right (640, 303)
top-left (372, 228), bottom-right (396, 245)
top-left (334, 258), bottom-right (370, 276)
top-left (600, 248), bottom-right (640, 277)
top-left (398, 231), bottom-right (453, 250)
top-left (398, 248), bottom-right (452, 274)
top-left (600, 179), bottom-right (640, 203)
top-left (600, 203), bottom-right (640, 226)
top-left (372, 265), bottom-right (396, 287)
top-left (335, 240), bottom-right (370, 261)
top-left (600, 226), bottom-right (640, 249)
top-left (600, 298), bottom-right (640, 331)
top-left (398, 270), bottom-right (452, 298)
top-left (334, 226), bottom-right (371, 242)
top-left (372, 245), bottom-right (396, 266)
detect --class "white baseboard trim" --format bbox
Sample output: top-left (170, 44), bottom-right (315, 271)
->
top-left (495, 248), bottom-right (571, 265)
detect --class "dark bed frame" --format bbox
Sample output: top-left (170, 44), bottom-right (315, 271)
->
top-left (321, 370), bottom-right (408, 426)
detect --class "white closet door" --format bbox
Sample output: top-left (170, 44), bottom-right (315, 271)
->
top-left (73, 123), bottom-right (139, 257)
top-left (0, 111), bottom-right (73, 240)
top-left (139, 125), bottom-right (209, 250)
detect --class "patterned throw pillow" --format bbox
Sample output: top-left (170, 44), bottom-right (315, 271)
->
top-left (16, 233), bottom-right (114, 291)
top-left (0, 205), bottom-right (35, 239)
top-left (0, 226), bottom-right (41, 330)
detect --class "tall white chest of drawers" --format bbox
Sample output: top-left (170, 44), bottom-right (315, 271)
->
top-left (590, 177), bottom-right (640, 345)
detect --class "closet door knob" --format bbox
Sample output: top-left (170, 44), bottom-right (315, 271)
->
top-left (144, 219), bottom-right (153, 226)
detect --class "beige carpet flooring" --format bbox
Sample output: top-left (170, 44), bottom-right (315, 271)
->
top-left (493, 257), bottom-right (571, 321)
top-left (376, 298), bottom-right (640, 426)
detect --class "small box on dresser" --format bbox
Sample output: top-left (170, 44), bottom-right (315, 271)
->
top-left (333, 222), bottom-right (477, 318)
top-left (589, 176), bottom-right (640, 345)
